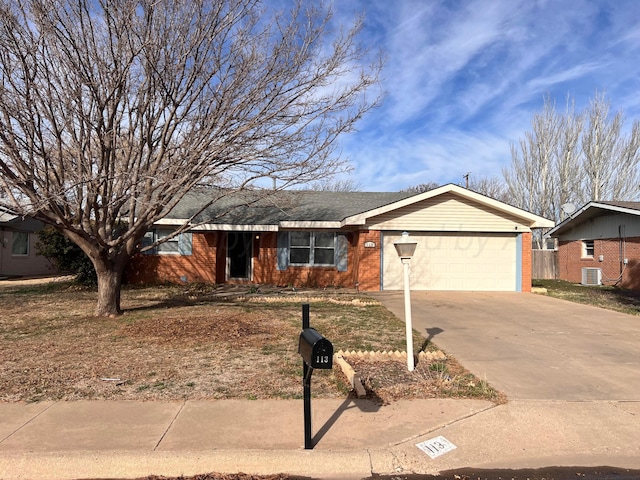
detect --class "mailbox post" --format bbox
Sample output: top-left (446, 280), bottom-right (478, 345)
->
top-left (298, 303), bottom-right (333, 449)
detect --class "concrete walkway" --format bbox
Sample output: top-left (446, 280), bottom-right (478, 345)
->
top-left (1, 397), bottom-right (640, 479)
top-left (0, 398), bottom-right (490, 479)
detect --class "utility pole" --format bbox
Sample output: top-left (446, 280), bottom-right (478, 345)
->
top-left (463, 173), bottom-right (470, 189)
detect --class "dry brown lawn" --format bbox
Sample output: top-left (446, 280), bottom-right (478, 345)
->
top-left (0, 280), bottom-right (503, 404)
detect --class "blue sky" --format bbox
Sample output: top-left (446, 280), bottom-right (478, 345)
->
top-left (331, 0), bottom-right (640, 192)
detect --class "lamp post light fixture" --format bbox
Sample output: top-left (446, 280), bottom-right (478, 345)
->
top-left (393, 231), bottom-right (418, 371)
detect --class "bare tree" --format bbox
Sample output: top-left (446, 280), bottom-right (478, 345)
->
top-left (401, 182), bottom-right (440, 194)
top-left (504, 95), bottom-right (560, 224)
top-left (308, 178), bottom-right (363, 191)
top-left (553, 97), bottom-right (583, 220)
top-left (465, 175), bottom-right (510, 203)
top-left (0, 0), bottom-right (381, 316)
top-left (504, 92), bottom-right (640, 235)
top-left (581, 92), bottom-right (640, 202)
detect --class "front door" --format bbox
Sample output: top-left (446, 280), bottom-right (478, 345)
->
top-left (228, 232), bottom-right (252, 280)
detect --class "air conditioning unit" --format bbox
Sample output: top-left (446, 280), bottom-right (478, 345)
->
top-left (581, 268), bottom-right (602, 286)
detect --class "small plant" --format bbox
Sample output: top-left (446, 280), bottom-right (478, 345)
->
top-left (429, 362), bottom-right (448, 373)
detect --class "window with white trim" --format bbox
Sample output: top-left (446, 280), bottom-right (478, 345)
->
top-left (12, 232), bottom-right (29, 256)
top-left (289, 232), bottom-right (335, 266)
top-left (582, 239), bottom-right (594, 258)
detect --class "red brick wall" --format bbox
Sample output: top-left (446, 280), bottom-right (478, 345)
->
top-left (521, 231), bottom-right (532, 292)
top-left (558, 236), bottom-right (640, 290)
top-left (128, 230), bottom-right (368, 289)
top-left (355, 230), bottom-right (381, 291)
top-left (126, 232), bottom-right (219, 284)
top-left (252, 230), bottom-right (382, 291)
top-left (253, 231), bottom-right (360, 288)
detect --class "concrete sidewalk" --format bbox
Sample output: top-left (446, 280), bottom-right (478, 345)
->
top-left (1, 398), bottom-right (640, 480)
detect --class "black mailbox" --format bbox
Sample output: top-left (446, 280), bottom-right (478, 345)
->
top-left (298, 328), bottom-right (333, 369)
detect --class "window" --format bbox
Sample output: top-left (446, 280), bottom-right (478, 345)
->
top-left (156, 229), bottom-right (180, 254)
top-left (289, 232), bottom-right (335, 266)
top-left (12, 232), bottom-right (29, 256)
top-left (142, 229), bottom-right (192, 256)
top-left (582, 240), bottom-right (594, 258)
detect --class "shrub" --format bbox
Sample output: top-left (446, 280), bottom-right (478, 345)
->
top-left (36, 226), bottom-right (97, 286)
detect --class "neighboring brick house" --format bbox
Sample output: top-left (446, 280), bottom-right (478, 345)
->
top-left (0, 209), bottom-right (56, 278)
top-left (127, 184), bottom-right (553, 292)
top-left (548, 201), bottom-right (640, 290)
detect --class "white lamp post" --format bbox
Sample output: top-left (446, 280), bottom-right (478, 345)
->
top-left (393, 231), bottom-right (418, 371)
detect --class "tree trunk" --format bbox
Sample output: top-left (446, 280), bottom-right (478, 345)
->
top-left (94, 258), bottom-right (127, 317)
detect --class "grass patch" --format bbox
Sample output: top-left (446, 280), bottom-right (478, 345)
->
top-left (0, 282), bottom-right (499, 403)
top-left (533, 279), bottom-right (640, 315)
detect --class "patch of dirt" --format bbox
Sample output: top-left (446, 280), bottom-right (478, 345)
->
top-left (347, 357), bottom-right (506, 404)
top-left (120, 312), bottom-right (277, 347)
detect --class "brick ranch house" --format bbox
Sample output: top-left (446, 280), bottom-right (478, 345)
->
top-left (127, 184), bottom-right (554, 292)
top-left (547, 201), bottom-right (640, 290)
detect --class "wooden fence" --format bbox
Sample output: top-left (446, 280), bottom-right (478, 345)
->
top-left (532, 249), bottom-right (557, 279)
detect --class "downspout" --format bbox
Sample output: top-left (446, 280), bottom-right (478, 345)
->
top-left (619, 224), bottom-right (626, 277)
top-left (353, 231), bottom-right (360, 293)
top-left (516, 233), bottom-right (522, 292)
top-left (603, 224), bottom-right (626, 284)
top-left (380, 232), bottom-right (385, 291)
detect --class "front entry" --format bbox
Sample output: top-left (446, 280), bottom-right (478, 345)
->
top-left (228, 232), bottom-right (252, 280)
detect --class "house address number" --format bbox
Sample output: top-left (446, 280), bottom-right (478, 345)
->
top-left (416, 436), bottom-right (457, 459)
top-left (315, 355), bottom-right (330, 365)
top-left (364, 241), bottom-right (376, 248)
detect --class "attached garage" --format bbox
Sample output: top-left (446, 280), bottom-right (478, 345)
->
top-left (382, 232), bottom-right (518, 291)
top-left (344, 185), bottom-right (555, 292)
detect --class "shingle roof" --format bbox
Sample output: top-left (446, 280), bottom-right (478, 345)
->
top-left (166, 189), bottom-right (415, 225)
top-left (548, 200), bottom-right (640, 236)
top-left (596, 201), bottom-right (640, 211)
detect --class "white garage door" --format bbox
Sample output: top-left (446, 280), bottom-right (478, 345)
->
top-left (383, 232), bottom-right (518, 291)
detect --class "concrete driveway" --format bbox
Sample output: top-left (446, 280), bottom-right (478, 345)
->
top-left (370, 291), bottom-right (640, 401)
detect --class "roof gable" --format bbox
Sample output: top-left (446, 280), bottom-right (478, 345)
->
top-left (548, 201), bottom-right (640, 237)
top-left (343, 184), bottom-right (553, 229)
top-left (364, 192), bottom-right (540, 232)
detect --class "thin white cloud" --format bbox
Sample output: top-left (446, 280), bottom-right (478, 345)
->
top-left (383, 0), bottom-right (524, 125)
top-left (526, 62), bottom-right (605, 91)
top-left (331, 0), bottom-right (640, 192)
top-left (342, 126), bottom-right (522, 191)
